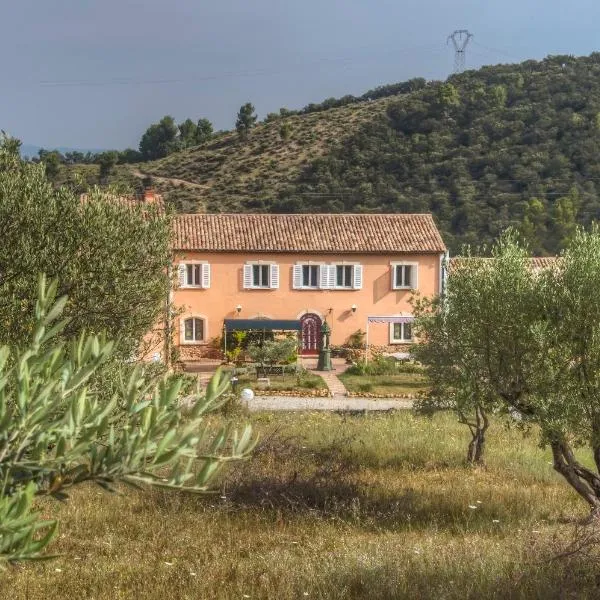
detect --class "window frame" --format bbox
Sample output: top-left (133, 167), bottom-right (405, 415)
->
top-left (181, 315), bottom-right (208, 345)
top-left (178, 261), bottom-right (210, 289)
top-left (244, 261), bottom-right (279, 290)
top-left (252, 263), bottom-right (271, 288)
top-left (391, 262), bottom-right (419, 290)
top-left (331, 262), bottom-right (362, 290)
top-left (389, 320), bottom-right (414, 344)
top-left (293, 262), bottom-right (324, 290)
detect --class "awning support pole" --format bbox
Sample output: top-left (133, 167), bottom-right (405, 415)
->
top-left (365, 318), bottom-right (369, 365)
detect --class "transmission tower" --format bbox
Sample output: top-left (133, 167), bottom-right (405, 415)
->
top-left (447, 29), bottom-right (473, 73)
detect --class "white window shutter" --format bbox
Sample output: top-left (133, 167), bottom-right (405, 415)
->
top-left (353, 265), bottom-right (363, 289)
top-left (180, 318), bottom-right (186, 342)
top-left (391, 266), bottom-right (397, 290)
top-left (293, 265), bottom-right (303, 289)
top-left (201, 263), bottom-right (211, 289)
top-left (328, 265), bottom-right (337, 288)
top-left (178, 264), bottom-right (187, 287)
top-left (319, 265), bottom-right (330, 289)
top-left (270, 264), bottom-right (280, 289)
top-left (243, 264), bottom-right (253, 289)
top-left (412, 265), bottom-right (419, 290)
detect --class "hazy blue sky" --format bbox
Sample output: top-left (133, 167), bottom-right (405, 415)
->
top-left (2, 0), bottom-right (599, 149)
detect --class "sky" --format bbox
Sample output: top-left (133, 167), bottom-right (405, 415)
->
top-left (2, 0), bottom-right (599, 150)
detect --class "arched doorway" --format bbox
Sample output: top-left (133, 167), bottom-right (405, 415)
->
top-left (300, 313), bottom-right (322, 356)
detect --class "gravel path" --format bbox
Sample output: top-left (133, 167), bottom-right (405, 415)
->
top-left (244, 396), bottom-right (414, 411)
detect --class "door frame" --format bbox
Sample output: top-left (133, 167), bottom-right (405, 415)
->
top-left (299, 312), bottom-right (323, 356)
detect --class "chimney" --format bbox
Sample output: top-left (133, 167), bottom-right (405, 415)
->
top-left (143, 188), bottom-right (156, 203)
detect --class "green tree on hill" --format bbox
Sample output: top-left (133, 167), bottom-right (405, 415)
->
top-left (97, 150), bottom-right (119, 183)
top-left (139, 115), bottom-right (179, 160)
top-left (196, 118), bottom-right (213, 143)
top-left (236, 102), bottom-right (257, 138)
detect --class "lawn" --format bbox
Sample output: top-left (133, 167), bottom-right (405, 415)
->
top-left (234, 370), bottom-right (328, 393)
top-left (1, 411), bottom-right (596, 599)
top-left (340, 371), bottom-right (430, 396)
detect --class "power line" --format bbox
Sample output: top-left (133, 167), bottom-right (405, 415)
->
top-left (37, 43), bottom-right (446, 88)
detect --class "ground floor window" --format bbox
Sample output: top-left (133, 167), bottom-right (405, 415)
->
top-left (391, 322), bottom-right (413, 343)
top-left (183, 317), bottom-right (205, 342)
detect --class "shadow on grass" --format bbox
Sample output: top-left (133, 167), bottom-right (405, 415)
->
top-left (223, 471), bottom-right (549, 534)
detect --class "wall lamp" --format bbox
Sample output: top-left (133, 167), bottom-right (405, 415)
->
top-left (351, 304), bottom-right (357, 313)
top-left (236, 304), bottom-right (242, 314)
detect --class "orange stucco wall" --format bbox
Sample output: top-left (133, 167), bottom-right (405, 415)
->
top-left (173, 251), bottom-right (443, 360)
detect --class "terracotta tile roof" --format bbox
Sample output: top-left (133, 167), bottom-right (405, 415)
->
top-left (449, 256), bottom-right (557, 272)
top-left (173, 213), bottom-right (446, 253)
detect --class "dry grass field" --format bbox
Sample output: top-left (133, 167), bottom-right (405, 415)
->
top-left (1, 410), bottom-right (597, 599)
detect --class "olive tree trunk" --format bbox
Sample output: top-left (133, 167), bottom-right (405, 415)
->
top-left (460, 404), bottom-right (490, 465)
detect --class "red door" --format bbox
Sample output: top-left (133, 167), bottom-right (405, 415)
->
top-left (300, 313), bottom-right (322, 356)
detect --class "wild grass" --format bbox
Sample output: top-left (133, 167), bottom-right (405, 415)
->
top-left (1, 411), bottom-right (597, 599)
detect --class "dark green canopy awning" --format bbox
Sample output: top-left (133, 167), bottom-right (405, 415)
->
top-left (223, 319), bottom-right (302, 332)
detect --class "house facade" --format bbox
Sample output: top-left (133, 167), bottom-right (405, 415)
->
top-left (172, 213), bottom-right (447, 361)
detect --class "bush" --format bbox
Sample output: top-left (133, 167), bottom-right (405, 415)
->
top-left (345, 356), bottom-right (399, 376)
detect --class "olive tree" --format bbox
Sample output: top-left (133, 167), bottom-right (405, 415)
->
top-left (0, 137), bottom-right (171, 359)
top-left (0, 277), bottom-right (254, 565)
top-left (526, 228), bottom-right (600, 513)
top-left (412, 234), bottom-right (541, 463)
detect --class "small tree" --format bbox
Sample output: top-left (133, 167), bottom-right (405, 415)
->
top-left (247, 338), bottom-right (297, 376)
top-left (413, 234), bottom-right (540, 463)
top-left (0, 277), bottom-right (254, 565)
top-left (236, 103), bottom-right (257, 138)
top-left (97, 150), bottom-right (119, 183)
top-left (196, 118), bottom-right (214, 144)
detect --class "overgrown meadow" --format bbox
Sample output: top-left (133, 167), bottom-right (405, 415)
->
top-left (2, 411), bottom-right (596, 600)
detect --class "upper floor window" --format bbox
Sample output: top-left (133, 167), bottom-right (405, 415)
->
top-left (392, 263), bottom-right (418, 290)
top-left (293, 264), bottom-right (320, 289)
top-left (336, 265), bottom-right (353, 288)
top-left (243, 262), bottom-right (279, 289)
top-left (390, 321), bottom-right (413, 343)
top-left (178, 263), bottom-right (210, 289)
top-left (334, 264), bottom-right (363, 290)
top-left (183, 317), bottom-right (205, 343)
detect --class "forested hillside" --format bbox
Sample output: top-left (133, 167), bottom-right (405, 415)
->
top-left (63, 53), bottom-right (600, 254)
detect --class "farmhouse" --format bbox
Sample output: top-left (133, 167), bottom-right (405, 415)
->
top-left (172, 213), bottom-right (447, 362)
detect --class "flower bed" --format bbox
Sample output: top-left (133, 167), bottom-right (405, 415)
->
top-left (253, 389), bottom-right (332, 397)
top-left (345, 391), bottom-right (417, 399)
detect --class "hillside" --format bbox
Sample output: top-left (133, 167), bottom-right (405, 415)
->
top-left (65, 53), bottom-right (600, 253)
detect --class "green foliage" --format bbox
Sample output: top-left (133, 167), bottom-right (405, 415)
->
top-left (0, 137), bottom-right (172, 359)
top-left (247, 338), bottom-right (298, 373)
top-left (38, 149), bottom-right (62, 181)
top-left (345, 356), bottom-right (398, 376)
top-left (279, 122), bottom-right (292, 141)
top-left (276, 54), bottom-right (600, 254)
top-left (346, 329), bottom-right (366, 349)
top-left (178, 118), bottom-right (214, 149)
top-left (414, 228), bottom-right (600, 500)
top-left (139, 115), bottom-right (179, 160)
top-left (412, 232), bottom-right (538, 461)
top-left (236, 102), bottom-right (257, 138)
top-left (0, 277), bottom-right (254, 565)
top-left (195, 118), bottom-right (214, 144)
top-left (97, 150), bottom-right (119, 182)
